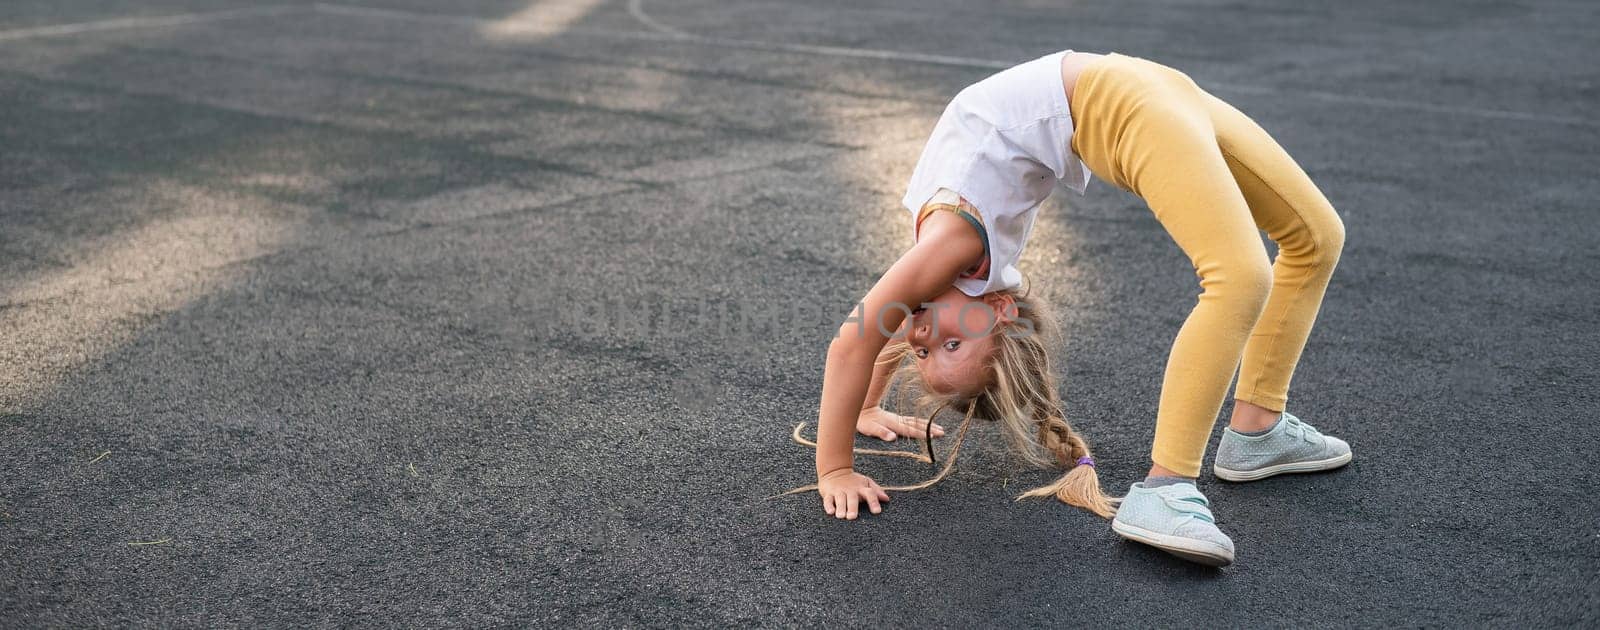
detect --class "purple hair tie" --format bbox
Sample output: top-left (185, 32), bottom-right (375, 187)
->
top-left (1076, 456), bottom-right (1095, 468)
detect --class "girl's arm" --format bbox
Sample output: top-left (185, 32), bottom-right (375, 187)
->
top-left (855, 338), bottom-right (944, 441)
top-left (860, 333), bottom-right (904, 412)
top-left (814, 211), bottom-right (985, 518)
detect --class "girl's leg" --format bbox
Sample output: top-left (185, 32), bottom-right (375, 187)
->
top-left (1070, 55), bottom-right (1261, 565)
top-left (1201, 93), bottom-right (1347, 419)
top-left (1070, 54), bottom-right (1275, 479)
top-left (1115, 110), bottom-right (1274, 479)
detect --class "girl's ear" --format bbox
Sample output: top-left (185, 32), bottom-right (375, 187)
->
top-left (985, 292), bottom-right (1018, 325)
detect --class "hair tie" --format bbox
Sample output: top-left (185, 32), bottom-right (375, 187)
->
top-left (1075, 456), bottom-right (1095, 468)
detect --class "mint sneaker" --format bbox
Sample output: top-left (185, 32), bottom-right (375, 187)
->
top-left (1110, 482), bottom-right (1235, 566)
top-left (1213, 411), bottom-right (1352, 482)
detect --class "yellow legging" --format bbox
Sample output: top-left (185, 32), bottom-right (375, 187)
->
top-left (1069, 53), bottom-right (1347, 477)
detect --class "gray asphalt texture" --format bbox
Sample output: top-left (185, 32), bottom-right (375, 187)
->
top-left (2, 0), bottom-right (1598, 626)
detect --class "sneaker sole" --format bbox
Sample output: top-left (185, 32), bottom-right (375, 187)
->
top-left (1212, 451), bottom-right (1353, 482)
top-left (1111, 520), bottom-right (1234, 567)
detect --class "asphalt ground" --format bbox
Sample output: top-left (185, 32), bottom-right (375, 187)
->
top-left (2, 0), bottom-right (1597, 626)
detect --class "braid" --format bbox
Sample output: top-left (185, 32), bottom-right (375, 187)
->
top-left (997, 294), bottom-right (1119, 518)
top-left (1016, 412), bottom-right (1116, 517)
top-left (1036, 415), bottom-right (1082, 464)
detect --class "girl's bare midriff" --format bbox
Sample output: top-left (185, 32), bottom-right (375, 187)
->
top-left (1060, 51), bottom-right (1104, 113)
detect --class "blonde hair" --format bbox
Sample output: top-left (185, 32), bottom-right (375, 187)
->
top-left (783, 288), bottom-right (1120, 518)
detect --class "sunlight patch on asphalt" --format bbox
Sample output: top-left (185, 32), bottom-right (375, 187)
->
top-left (0, 182), bottom-right (305, 410)
top-left (480, 0), bottom-right (608, 41)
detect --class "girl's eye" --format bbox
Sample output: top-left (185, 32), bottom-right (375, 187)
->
top-left (943, 340), bottom-right (961, 352)
top-left (914, 348), bottom-right (929, 359)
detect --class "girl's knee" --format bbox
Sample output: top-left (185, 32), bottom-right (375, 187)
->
top-left (1319, 212), bottom-right (1347, 266)
top-left (1279, 207), bottom-right (1345, 270)
top-left (1200, 257), bottom-right (1274, 313)
top-left (1298, 211), bottom-right (1346, 272)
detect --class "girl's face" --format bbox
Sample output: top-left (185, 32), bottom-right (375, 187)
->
top-left (906, 286), bottom-right (1013, 397)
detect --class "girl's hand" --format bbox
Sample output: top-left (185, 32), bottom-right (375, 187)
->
top-left (856, 407), bottom-right (946, 442)
top-left (817, 469), bottom-right (890, 519)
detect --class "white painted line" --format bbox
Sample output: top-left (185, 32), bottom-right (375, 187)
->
top-left (311, 2), bottom-right (1596, 129)
top-left (623, 0), bottom-right (1597, 129)
top-left (0, 2), bottom-right (1586, 129)
top-left (1205, 80), bottom-right (1598, 128)
top-left (625, 0), bottom-right (1010, 69)
top-left (625, 0), bottom-right (693, 39)
top-left (666, 33), bottom-right (1011, 69)
top-left (0, 5), bottom-right (300, 42)
top-left (315, 1), bottom-right (1010, 69)
top-left (310, 3), bottom-right (467, 26)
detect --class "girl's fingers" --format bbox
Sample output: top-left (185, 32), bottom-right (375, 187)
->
top-left (857, 419), bottom-right (896, 441)
top-left (885, 414), bottom-right (944, 438)
top-left (823, 480), bottom-right (887, 519)
top-left (909, 416), bottom-right (946, 437)
top-left (882, 415), bottom-right (920, 438)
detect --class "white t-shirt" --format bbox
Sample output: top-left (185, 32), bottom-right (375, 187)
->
top-left (901, 49), bottom-right (1092, 297)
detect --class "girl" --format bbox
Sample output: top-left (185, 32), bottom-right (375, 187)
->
top-left (805, 50), bottom-right (1350, 567)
